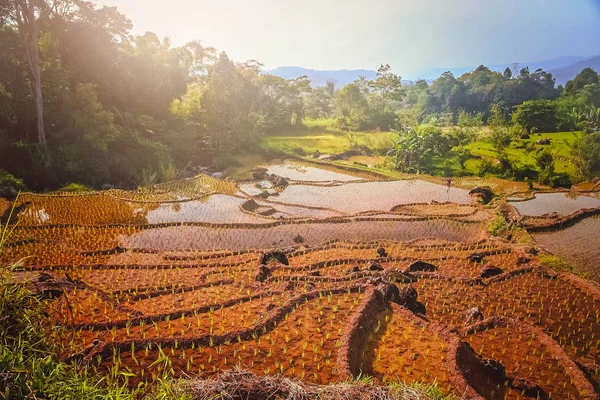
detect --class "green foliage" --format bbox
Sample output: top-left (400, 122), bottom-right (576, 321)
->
top-left (538, 254), bottom-right (574, 273)
top-left (333, 65), bottom-right (404, 132)
top-left (571, 131), bottom-right (600, 180)
top-left (477, 160), bottom-right (495, 177)
top-left (0, 171), bottom-right (26, 191)
top-left (406, 66), bottom-right (558, 123)
top-left (334, 82), bottom-right (370, 131)
top-left (264, 127), bottom-right (397, 158)
top-left (213, 153), bottom-right (241, 172)
top-left (512, 100), bottom-right (559, 133)
top-left (59, 183), bottom-right (94, 193)
top-left (535, 149), bottom-right (554, 171)
top-left (171, 53), bottom-right (266, 155)
top-left (564, 68), bottom-right (599, 100)
top-left (488, 213), bottom-right (509, 237)
top-left (457, 109), bottom-right (483, 128)
top-left (570, 107), bottom-right (600, 132)
top-left (361, 131), bottom-right (399, 155)
top-left (487, 104), bottom-right (507, 129)
top-left (390, 125), bottom-right (452, 173)
top-left (489, 127), bottom-right (513, 154)
top-left (487, 104), bottom-right (513, 154)
top-left (304, 86), bottom-right (334, 120)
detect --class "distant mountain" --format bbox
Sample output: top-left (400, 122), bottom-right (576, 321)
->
top-left (268, 66), bottom-right (379, 88)
top-left (410, 55), bottom-right (594, 81)
top-left (549, 55), bottom-right (600, 86)
top-left (269, 55), bottom-right (599, 88)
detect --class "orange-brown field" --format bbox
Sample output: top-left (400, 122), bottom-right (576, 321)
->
top-left (2, 162), bottom-right (600, 400)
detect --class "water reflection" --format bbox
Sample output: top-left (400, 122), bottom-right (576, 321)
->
top-left (265, 161), bottom-right (364, 182)
top-left (509, 193), bottom-right (600, 216)
top-left (275, 180), bottom-right (472, 213)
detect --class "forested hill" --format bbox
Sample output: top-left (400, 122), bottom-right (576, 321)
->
top-left (271, 56), bottom-right (597, 85)
top-left (550, 55), bottom-right (600, 85)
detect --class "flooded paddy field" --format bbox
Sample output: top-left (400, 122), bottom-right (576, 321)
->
top-left (509, 192), bottom-right (600, 216)
top-left (533, 216), bottom-right (600, 281)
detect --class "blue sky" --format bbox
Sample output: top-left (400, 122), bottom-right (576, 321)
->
top-left (93, 0), bottom-right (600, 77)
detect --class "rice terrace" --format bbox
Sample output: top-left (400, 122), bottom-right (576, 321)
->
top-left (2, 0), bottom-right (600, 399)
top-left (1, 158), bottom-right (599, 399)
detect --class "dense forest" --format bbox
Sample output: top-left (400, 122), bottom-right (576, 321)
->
top-left (0, 1), bottom-right (599, 191)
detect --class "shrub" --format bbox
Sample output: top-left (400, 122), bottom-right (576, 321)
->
top-left (512, 100), bottom-right (559, 133)
top-left (292, 147), bottom-right (306, 155)
top-left (477, 160), bottom-right (495, 177)
top-left (0, 171), bottom-right (26, 191)
top-left (213, 153), bottom-right (241, 171)
top-left (513, 165), bottom-right (538, 182)
top-left (488, 213), bottom-right (509, 236)
top-left (548, 172), bottom-right (573, 188)
top-left (58, 183), bottom-right (94, 193)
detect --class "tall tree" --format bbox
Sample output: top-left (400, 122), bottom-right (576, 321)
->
top-left (1, 0), bottom-right (46, 143)
top-left (565, 67), bottom-right (599, 97)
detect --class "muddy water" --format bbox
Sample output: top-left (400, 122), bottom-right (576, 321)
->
top-left (533, 217), bottom-right (600, 282)
top-left (121, 219), bottom-right (487, 252)
top-left (144, 194), bottom-right (265, 224)
top-left (265, 161), bottom-right (364, 182)
top-left (143, 194), bottom-right (340, 223)
top-left (510, 192), bottom-right (600, 216)
top-left (275, 180), bottom-right (472, 213)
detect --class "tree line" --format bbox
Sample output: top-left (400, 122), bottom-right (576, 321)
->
top-left (303, 64), bottom-right (599, 134)
top-left (0, 0), bottom-right (313, 190)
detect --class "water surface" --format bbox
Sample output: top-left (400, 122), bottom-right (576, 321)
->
top-left (265, 161), bottom-right (364, 182)
top-left (275, 180), bottom-right (472, 213)
top-left (510, 193), bottom-right (600, 216)
top-left (533, 217), bottom-right (600, 282)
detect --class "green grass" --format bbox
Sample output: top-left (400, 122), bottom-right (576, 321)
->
top-left (265, 124), bottom-right (397, 157)
top-left (264, 121), bottom-right (586, 183)
top-left (265, 134), bottom-right (351, 155)
top-left (465, 131), bottom-right (581, 175)
top-left (538, 254), bottom-right (575, 273)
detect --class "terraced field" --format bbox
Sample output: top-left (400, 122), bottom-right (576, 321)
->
top-left (2, 161), bottom-right (600, 399)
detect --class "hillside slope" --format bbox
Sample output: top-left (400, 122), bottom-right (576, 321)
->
top-left (550, 55), bottom-right (600, 85)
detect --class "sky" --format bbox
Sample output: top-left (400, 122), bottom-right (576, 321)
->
top-left (92, 0), bottom-right (600, 78)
